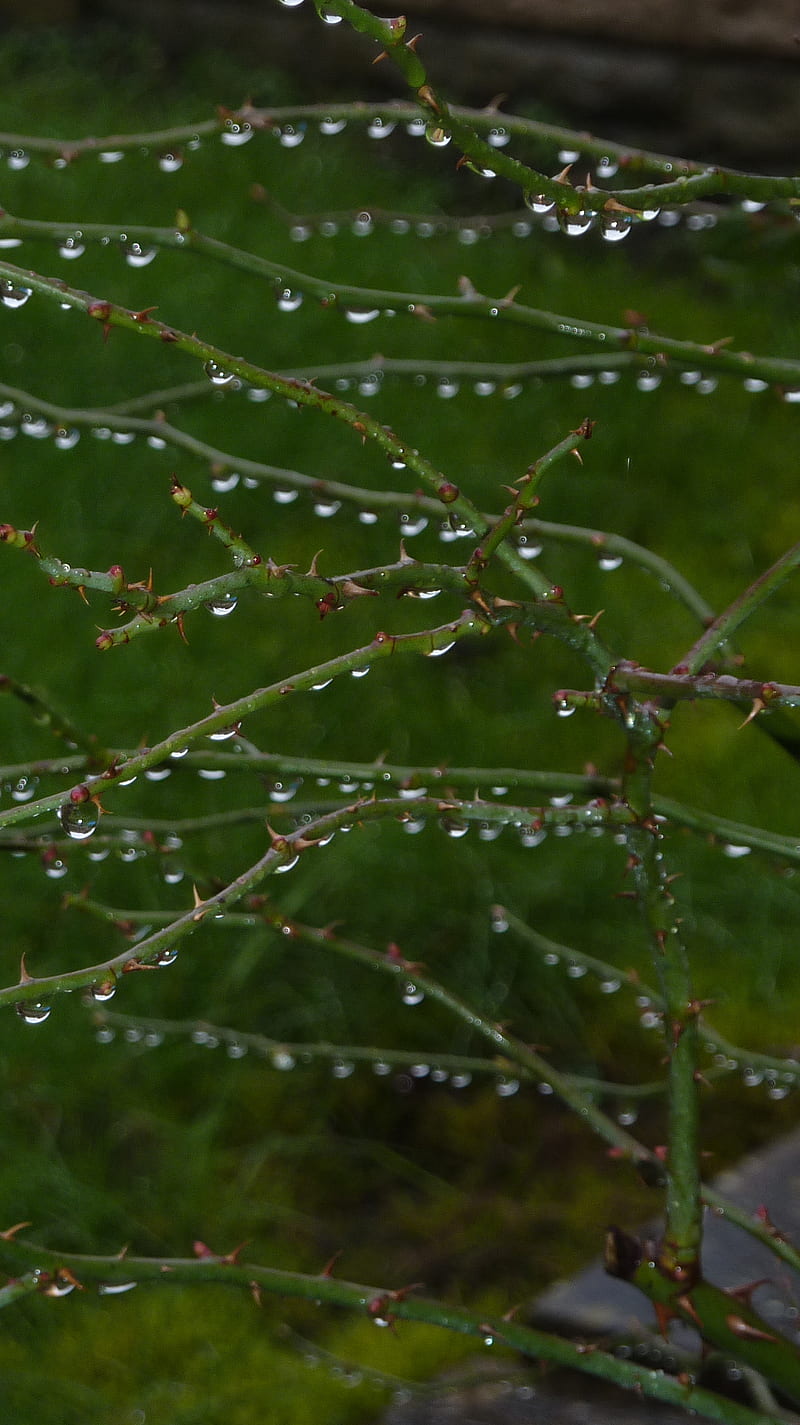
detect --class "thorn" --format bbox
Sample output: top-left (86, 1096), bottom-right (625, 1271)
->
top-left (739, 697), bottom-right (765, 729)
top-left (603, 196), bottom-right (638, 216)
top-left (397, 539), bottom-right (414, 564)
top-left (76, 585), bottom-right (89, 605)
top-left (321, 1250), bottom-right (342, 1278)
top-left (654, 1301), bottom-right (676, 1338)
top-left (175, 611), bottom-right (189, 644)
top-left (725, 1279), bottom-right (769, 1308)
top-left (250, 1280), bottom-right (263, 1307)
top-left (409, 302), bottom-right (435, 321)
top-left (0, 1221), bottom-right (31, 1240)
top-left (553, 163), bottom-right (573, 185)
top-left (675, 1293), bottom-right (704, 1329)
top-left (18, 954), bottom-right (33, 984)
top-left (191, 884), bottom-right (209, 921)
top-left (307, 550), bottom-right (324, 577)
top-left (725, 1313), bottom-right (779, 1344)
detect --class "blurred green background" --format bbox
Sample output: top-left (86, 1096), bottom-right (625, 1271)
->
top-left (0, 18), bottom-right (799, 1424)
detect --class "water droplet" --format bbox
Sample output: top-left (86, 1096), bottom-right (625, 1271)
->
top-left (596, 156), bottom-right (619, 178)
top-left (487, 127), bottom-right (510, 148)
top-left (517, 537), bottom-right (542, 560)
top-left (16, 1001), bottom-right (51, 1025)
top-left (351, 666), bottom-right (370, 678)
top-left (519, 827), bottom-right (546, 849)
top-left (274, 854), bottom-right (300, 874)
top-left (98, 1280), bottom-right (138, 1295)
top-left (44, 858), bottom-right (68, 880)
top-left (742, 1067), bottom-right (763, 1087)
top-left (600, 978), bottom-right (621, 994)
top-left (496, 1077), bottom-right (520, 1097)
top-left (273, 488), bottom-right (299, 504)
top-left (558, 210), bottom-right (595, 237)
top-left (204, 360), bottom-right (236, 387)
top-left (207, 723), bottom-right (239, 742)
top-left (59, 798), bottom-right (99, 841)
top-left (555, 700), bottom-right (576, 718)
top-left (344, 306), bottom-right (380, 324)
top-left (722, 843), bottom-right (751, 858)
top-left (402, 982), bottom-right (425, 1006)
top-left (617, 1106), bottom-right (638, 1126)
top-left (155, 946), bottom-right (178, 967)
top-left (598, 553), bottom-right (623, 572)
top-left (90, 980), bottom-right (116, 1003)
top-left (351, 212), bottom-right (373, 237)
top-left (425, 125), bottom-right (451, 148)
top-left (524, 192), bottom-right (554, 215)
top-left (277, 288), bottom-right (304, 313)
top-left (406, 117), bottom-right (426, 137)
top-left (268, 779), bottom-right (302, 802)
top-left (440, 815), bottom-right (468, 838)
top-left (99, 149), bottom-right (124, 164)
top-left (389, 218), bottom-right (410, 235)
top-left (427, 640), bottom-right (455, 659)
top-left (538, 1081), bottom-right (554, 1095)
top-left (601, 215), bottom-right (633, 243)
top-left (311, 677), bottom-right (333, 691)
top-left (272, 1049), bottom-right (296, 1070)
top-left (367, 117), bottom-right (396, 139)
top-left (320, 6), bottom-right (343, 20)
top-left (636, 372), bottom-right (661, 393)
top-left (8, 149), bottom-right (29, 170)
top-left (313, 498), bottom-right (340, 517)
top-left (359, 510), bottom-right (378, 524)
top-left (220, 121), bottom-right (253, 146)
top-left (211, 470), bottom-right (240, 493)
top-left (124, 241), bottom-right (157, 268)
top-left (145, 766), bottom-right (171, 782)
top-left (319, 116), bottom-right (347, 135)
top-left (58, 234), bottom-right (85, 260)
top-left (0, 280), bottom-right (32, 309)
top-left (436, 378), bottom-right (459, 399)
top-left (147, 434), bottom-right (167, 449)
top-left (21, 417), bottom-right (50, 438)
top-left (743, 377), bottom-right (768, 393)
top-left (479, 822), bottom-right (503, 842)
top-left (54, 427), bottom-right (80, 450)
top-left (205, 592), bottom-right (238, 616)
top-left (279, 124), bottom-right (305, 149)
top-left (332, 1059), bottom-right (355, 1078)
top-left (491, 908), bottom-right (509, 933)
top-left (457, 227), bottom-right (479, 245)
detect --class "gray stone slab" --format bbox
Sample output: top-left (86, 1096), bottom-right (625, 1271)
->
top-left (382, 1371), bottom-right (695, 1425)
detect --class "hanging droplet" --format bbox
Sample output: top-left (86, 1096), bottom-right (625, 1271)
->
top-left (273, 489), bottom-right (299, 504)
top-left (427, 641), bottom-right (455, 659)
top-left (158, 151), bottom-right (184, 172)
top-left (319, 117), bottom-right (347, 135)
top-left (425, 125), bottom-right (451, 148)
top-left (555, 700), bottom-right (576, 718)
top-left (44, 858), bottom-right (68, 880)
top-left (313, 498), bottom-right (341, 517)
top-left (59, 798), bottom-right (99, 841)
top-left (344, 307), bottom-right (380, 324)
top-left (596, 156), bottom-right (619, 179)
top-left (97, 1281), bottom-right (138, 1295)
top-left (90, 980), bottom-right (117, 1003)
top-left (204, 360), bottom-right (236, 387)
top-left (0, 280), bottom-right (32, 309)
top-left (58, 234), bottom-right (85, 260)
top-left (487, 127), bottom-right (510, 148)
top-left (124, 242), bottom-right (157, 268)
top-left (8, 149), bottom-right (30, 170)
top-left (519, 827), bottom-right (546, 849)
top-left (220, 121), bottom-right (254, 146)
top-left (558, 210), bottom-right (595, 237)
top-left (277, 288), bottom-right (304, 312)
top-left (496, 1077), bottom-right (520, 1097)
top-left (436, 378), bottom-right (459, 399)
top-left (367, 117), bottom-right (396, 139)
top-left (440, 815), bottom-right (468, 837)
top-left (517, 536), bottom-right (542, 560)
top-left (320, 7), bottom-right (343, 21)
top-left (205, 593), bottom-right (238, 617)
top-left (207, 723), bottom-right (239, 741)
top-left (155, 946), bottom-right (178, 967)
top-left (211, 470), bottom-right (240, 493)
top-left (600, 214), bottom-right (633, 243)
top-left (272, 1049), bottom-right (296, 1070)
top-left (398, 513), bottom-right (427, 536)
top-left (491, 907), bottom-right (509, 933)
top-left (54, 427), bottom-right (80, 450)
top-left (99, 149), bottom-right (125, 163)
top-left (274, 854), bottom-right (300, 875)
top-left (597, 553), bottom-right (623, 572)
top-left (524, 192), bottom-right (554, 215)
top-left (566, 962), bottom-right (588, 979)
top-left (332, 1059), bottom-right (355, 1079)
top-left (402, 982), bottom-right (425, 1006)
top-left (15, 1001), bottom-right (51, 1025)
top-left (351, 666), bottom-right (370, 678)
top-left (279, 124), bottom-right (306, 149)
top-left (268, 779), bottom-right (302, 802)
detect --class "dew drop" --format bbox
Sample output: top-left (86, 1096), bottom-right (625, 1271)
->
top-left (359, 510), bottom-right (378, 525)
top-left (373, 1059), bottom-right (392, 1075)
top-left (277, 288), bottom-right (304, 313)
top-left (90, 980), bottom-right (116, 1003)
top-left (16, 1001), bottom-right (51, 1025)
top-left (617, 1106), bottom-right (638, 1126)
top-left (274, 854), bottom-right (300, 874)
top-left (491, 908), bottom-right (509, 933)
top-left (517, 537), bottom-right (542, 560)
top-left (279, 124), bottom-right (305, 148)
top-left (59, 799), bottom-right (99, 841)
top-left (8, 149), bottom-right (29, 170)
top-left (98, 1280), bottom-right (138, 1295)
top-left (313, 498), bottom-right (341, 517)
top-left (600, 978), bottom-right (621, 995)
top-left (99, 149), bottom-right (124, 163)
top-left (156, 946), bottom-right (178, 967)
top-left (440, 815), bottom-right (468, 838)
top-left (273, 488), bottom-right (299, 504)
top-left (208, 723), bottom-right (239, 742)
top-left (332, 1059), bottom-right (355, 1078)
top-left (205, 592), bottom-right (238, 617)
top-left (211, 470), bottom-right (240, 493)
top-left (367, 117), bottom-right (396, 139)
top-left (524, 192), bottom-right (554, 215)
top-left (556, 701), bottom-right (576, 718)
top-left (596, 156), bottom-right (619, 178)
top-left (496, 1077), bottom-right (520, 1097)
top-left (427, 641), bottom-right (455, 658)
top-left (268, 779), bottom-right (302, 802)
top-left (319, 116), bottom-right (347, 135)
top-left (204, 360), bottom-right (236, 387)
top-left (406, 117), bottom-right (426, 138)
top-left (320, 6), bottom-right (343, 21)
top-left (558, 210), bottom-right (595, 237)
top-left (722, 843), bottom-right (751, 859)
top-left (597, 553), bottom-right (623, 572)
top-left (311, 677), bottom-right (333, 691)
top-left (425, 125), bottom-right (451, 148)
top-left (636, 372), bottom-right (661, 393)
top-left (44, 859), bottom-right (68, 880)
top-left (272, 1049), bottom-right (296, 1070)
top-left (600, 215), bottom-right (633, 243)
top-left (124, 242), bottom-right (157, 268)
top-left (519, 827), bottom-right (546, 849)
top-left (351, 666), bottom-right (370, 678)
top-left (436, 378), bottom-right (459, 399)
top-left (351, 212), bottom-right (373, 237)
top-left (344, 306), bottom-right (380, 324)
top-left (451, 1072), bottom-right (472, 1089)
top-left (220, 122), bottom-right (253, 146)
top-left (58, 234), bottom-right (85, 260)
top-left (54, 427), bottom-right (80, 450)
top-left (401, 982), bottom-right (425, 1006)
top-left (479, 822), bottom-right (503, 842)
top-left (0, 280), bottom-right (32, 309)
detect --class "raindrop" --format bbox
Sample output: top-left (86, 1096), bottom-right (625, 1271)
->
top-left (559, 210), bottom-right (595, 237)
top-left (204, 360), bottom-right (236, 387)
top-left (743, 378), bottom-right (768, 393)
top-left (373, 1060), bottom-right (392, 1075)
top-left (555, 700), bottom-right (576, 718)
top-left (517, 537), bottom-right (542, 560)
top-left (54, 427), bottom-right (80, 450)
top-left (268, 779), bottom-right (301, 802)
top-left (596, 156), bottom-right (619, 178)
top-left (220, 122), bottom-right (254, 146)
top-left (538, 1081), bottom-right (554, 1095)
top-left (124, 242), bottom-right (157, 268)
top-left (511, 220), bottom-right (532, 237)
top-left (351, 666), bottom-right (370, 678)
top-left (274, 854), bottom-right (300, 874)
top-left (208, 723), bottom-right (239, 742)
top-left (162, 864), bottom-right (184, 885)
top-left (558, 148), bottom-right (580, 163)
top-left (158, 151), bottom-right (183, 172)
top-left (359, 510), bottom-right (378, 524)
top-left (367, 117), bottom-right (396, 139)
top-left (401, 982), bottom-right (425, 1006)
top-left (273, 489), bottom-right (299, 504)
top-left (58, 235), bottom-right (85, 260)
top-left (320, 6), bottom-right (343, 21)
top-left (496, 1077), bottom-right (520, 1097)
top-left (722, 843), bottom-right (751, 859)
top-left (402, 817), bottom-right (426, 835)
top-left (617, 1106), bottom-right (638, 1126)
top-left (600, 978), bottom-right (621, 994)
top-left (272, 1050), bottom-right (296, 1070)
top-left (59, 798), bottom-right (99, 841)
top-left (440, 815), bottom-right (468, 837)
top-left (636, 372), bottom-right (661, 392)
top-left (742, 1067), bottom-right (763, 1087)
top-left (290, 223), bottom-right (312, 242)
top-left (147, 435), bottom-right (167, 449)
top-left (436, 378), bottom-right (459, 399)
top-left (332, 1059), bottom-right (355, 1078)
top-left (44, 859), bottom-right (68, 880)
top-left (313, 498), bottom-right (340, 517)
top-left (427, 641), bottom-right (455, 659)
top-left (318, 219), bottom-right (339, 237)
top-left (519, 827), bottom-right (546, 849)
top-left (0, 280), bottom-right (32, 309)
top-left (457, 227), bottom-right (479, 245)
top-left (277, 288), bottom-right (304, 312)
top-left (479, 823), bottom-right (503, 842)
top-left (389, 218), bottom-right (410, 235)
top-left (487, 127), bottom-right (510, 148)
top-left (474, 380), bottom-right (496, 396)
top-left (205, 592), bottom-right (238, 617)
top-left (198, 768), bottom-right (226, 781)
top-left (679, 370), bottom-right (702, 386)
top-left (279, 124), bottom-right (305, 149)
top-left (351, 212), bottom-right (373, 237)
top-left (99, 149), bottom-right (124, 163)
top-left (344, 306), bottom-right (380, 324)
top-left (425, 125), bottom-right (451, 148)
top-left (211, 470), bottom-right (240, 493)
top-left (491, 908), bottom-right (509, 933)
top-left (21, 417), bottom-right (50, 438)
top-left (696, 377), bottom-right (717, 395)
top-left (524, 193), bottom-right (554, 215)
top-left (15, 1001), bottom-right (51, 1025)
top-left (406, 117), bottom-right (426, 137)
top-left (90, 980), bottom-right (116, 1003)
top-left (598, 553), bottom-right (623, 571)
top-left (311, 677), bottom-right (333, 691)
top-left (98, 1281), bottom-right (138, 1295)
top-left (155, 947), bottom-right (178, 967)
top-left (145, 766), bottom-right (171, 782)
top-left (451, 1073), bottom-right (472, 1089)
top-left (601, 215), bottom-right (633, 243)
top-left (8, 149), bottom-right (29, 170)
top-left (319, 117), bottom-right (347, 135)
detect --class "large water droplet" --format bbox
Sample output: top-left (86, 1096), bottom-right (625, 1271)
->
top-left (558, 210), bottom-right (595, 237)
top-left (124, 242), bottom-right (157, 268)
top-left (0, 280), bottom-right (32, 309)
top-left (367, 117), bottom-right (396, 139)
top-left (277, 288), bottom-right (304, 313)
top-left (279, 124), bottom-right (306, 149)
top-left (597, 553), bottom-right (623, 572)
top-left (524, 192), bottom-right (554, 215)
top-left (220, 122), bottom-right (253, 146)
top-left (58, 234), bottom-right (85, 260)
top-left (158, 151), bottom-right (183, 172)
top-left (204, 360), bottom-right (236, 387)
top-left (600, 215), bottom-right (633, 243)
top-left (16, 1001), bottom-right (51, 1025)
top-left (402, 982), bottom-right (425, 1006)
top-left (211, 470), bottom-right (240, 493)
top-left (344, 306), bottom-right (380, 324)
top-left (59, 798), bottom-right (99, 841)
top-left (205, 592), bottom-right (238, 617)
top-left (319, 117), bottom-right (347, 135)
top-left (8, 149), bottom-right (30, 170)
top-left (425, 125), bottom-right (451, 148)
top-left (90, 979), bottom-right (116, 1003)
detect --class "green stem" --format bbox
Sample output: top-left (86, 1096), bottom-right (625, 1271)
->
top-left (678, 541), bottom-right (800, 675)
